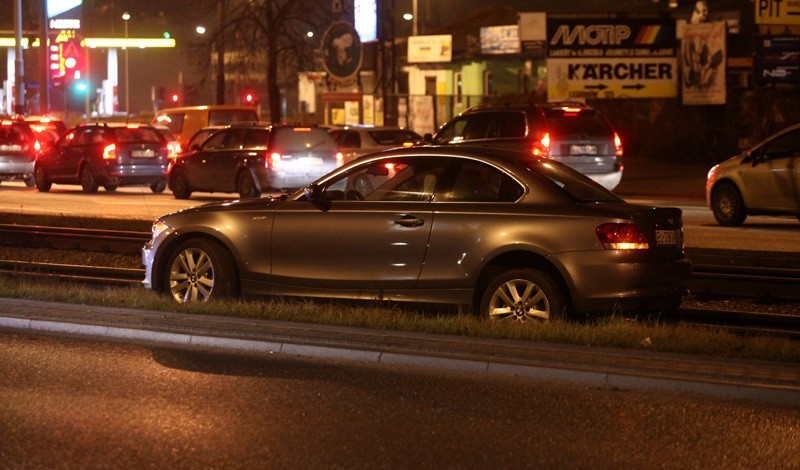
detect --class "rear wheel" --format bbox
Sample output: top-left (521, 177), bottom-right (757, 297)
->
top-left (150, 178), bottom-right (167, 194)
top-left (237, 171), bottom-right (260, 199)
top-left (711, 183), bottom-right (746, 226)
top-left (80, 165), bottom-right (98, 193)
top-left (170, 169), bottom-right (192, 199)
top-left (34, 165), bottom-right (51, 192)
top-left (163, 238), bottom-right (237, 303)
top-left (479, 268), bottom-right (566, 322)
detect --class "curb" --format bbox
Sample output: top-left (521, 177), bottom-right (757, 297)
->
top-left (1, 299), bottom-right (799, 406)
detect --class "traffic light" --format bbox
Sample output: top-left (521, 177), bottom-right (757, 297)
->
top-left (241, 89), bottom-right (258, 106)
top-left (170, 92), bottom-right (181, 105)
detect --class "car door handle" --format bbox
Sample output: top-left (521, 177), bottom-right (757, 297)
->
top-left (394, 215), bottom-right (425, 227)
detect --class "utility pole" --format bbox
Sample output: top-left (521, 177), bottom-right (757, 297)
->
top-left (13, 0), bottom-right (25, 114)
top-left (216, 0), bottom-right (226, 104)
top-left (39, 0), bottom-right (50, 114)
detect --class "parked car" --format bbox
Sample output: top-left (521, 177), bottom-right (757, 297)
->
top-left (0, 119), bottom-right (40, 186)
top-left (707, 123), bottom-right (800, 226)
top-left (34, 122), bottom-right (170, 193)
top-left (153, 105), bottom-right (259, 149)
top-left (431, 101), bottom-right (624, 190)
top-left (143, 146), bottom-right (690, 321)
top-left (329, 125), bottom-right (422, 162)
top-left (167, 123), bottom-right (342, 199)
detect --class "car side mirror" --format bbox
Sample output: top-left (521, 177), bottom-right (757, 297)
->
top-left (303, 183), bottom-right (331, 212)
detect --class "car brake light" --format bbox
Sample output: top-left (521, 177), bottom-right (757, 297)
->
top-left (103, 143), bottom-right (117, 160)
top-left (34, 140), bottom-right (41, 152)
top-left (596, 223), bottom-right (649, 250)
top-left (336, 151), bottom-right (344, 166)
top-left (269, 152), bottom-right (282, 168)
top-left (293, 127), bottom-right (311, 132)
top-left (127, 124), bottom-right (140, 129)
top-left (532, 132), bottom-right (550, 157)
top-left (614, 132), bottom-right (623, 157)
top-left (167, 142), bottom-right (181, 158)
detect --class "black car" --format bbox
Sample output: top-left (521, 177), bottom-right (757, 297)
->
top-left (34, 122), bottom-right (170, 193)
top-left (167, 123), bottom-right (342, 199)
top-left (431, 101), bottom-right (624, 190)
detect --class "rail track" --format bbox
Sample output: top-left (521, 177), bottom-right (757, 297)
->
top-left (1, 223), bottom-right (799, 338)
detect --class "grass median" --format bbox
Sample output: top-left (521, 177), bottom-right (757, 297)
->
top-left (1, 274), bottom-right (798, 364)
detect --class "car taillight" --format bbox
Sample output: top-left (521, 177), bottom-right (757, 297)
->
top-left (614, 132), bottom-right (623, 157)
top-left (532, 132), bottom-right (550, 157)
top-left (596, 223), bottom-right (649, 250)
top-left (167, 142), bottom-right (181, 158)
top-left (103, 143), bottom-right (117, 160)
top-left (336, 151), bottom-right (344, 166)
top-left (33, 140), bottom-right (41, 152)
top-left (268, 152), bottom-right (282, 168)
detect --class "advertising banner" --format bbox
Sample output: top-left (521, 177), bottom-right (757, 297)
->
top-left (754, 35), bottom-right (800, 83)
top-left (681, 21), bottom-right (726, 106)
top-left (408, 35), bottom-right (452, 63)
top-left (546, 13), bottom-right (676, 58)
top-left (518, 12), bottom-right (546, 58)
top-left (547, 57), bottom-right (678, 100)
top-left (480, 25), bottom-right (521, 55)
top-left (755, 0), bottom-right (800, 25)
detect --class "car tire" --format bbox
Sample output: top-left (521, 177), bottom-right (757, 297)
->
top-left (170, 169), bottom-right (192, 199)
top-left (237, 171), bottom-right (261, 199)
top-left (23, 176), bottom-right (35, 188)
top-left (104, 184), bottom-right (118, 192)
top-left (711, 183), bottom-right (746, 226)
top-left (479, 268), bottom-right (566, 322)
top-left (150, 179), bottom-right (167, 194)
top-left (34, 165), bottom-right (51, 192)
top-left (80, 165), bottom-right (99, 193)
top-left (163, 238), bottom-right (237, 303)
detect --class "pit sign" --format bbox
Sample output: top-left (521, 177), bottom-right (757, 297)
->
top-left (756, 0), bottom-right (800, 25)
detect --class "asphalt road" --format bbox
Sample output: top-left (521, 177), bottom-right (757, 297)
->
top-left (1, 181), bottom-right (799, 253)
top-left (1, 331), bottom-right (798, 468)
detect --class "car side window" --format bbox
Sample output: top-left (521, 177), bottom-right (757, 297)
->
top-left (340, 131), bottom-right (361, 148)
top-left (488, 112), bottom-right (527, 139)
top-left (245, 129), bottom-right (270, 148)
top-left (74, 128), bottom-right (96, 146)
top-left (762, 129), bottom-right (800, 159)
top-left (201, 130), bottom-right (227, 150)
top-left (220, 129), bottom-right (248, 149)
top-left (58, 131), bottom-right (77, 148)
top-left (440, 161), bottom-right (524, 202)
top-left (322, 157), bottom-right (448, 202)
top-left (433, 117), bottom-right (468, 144)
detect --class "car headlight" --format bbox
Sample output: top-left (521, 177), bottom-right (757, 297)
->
top-left (151, 219), bottom-right (171, 239)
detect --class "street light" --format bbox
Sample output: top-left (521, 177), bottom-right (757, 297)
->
top-left (122, 12), bottom-right (130, 117)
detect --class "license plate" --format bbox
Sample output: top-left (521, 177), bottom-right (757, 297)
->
top-left (131, 149), bottom-right (155, 158)
top-left (655, 230), bottom-right (677, 245)
top-left (570, 144), bottom-right (597, 155)
top-left (298, 157), bottom-right (323, 165)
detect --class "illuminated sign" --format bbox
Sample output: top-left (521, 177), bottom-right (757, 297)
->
top-left (547, 14), bottom-right (676, 58)
top-left (480, 25), bottom-right (521, 55)
top-left (547, 57), bottom-right (678, 100)
top-left (354, 0), bottom-right (377, 42)
top-left (48, 0), bottom-right (82, 30)
top-left (408, 35), bottom-right (452, 63)
top-left (49, 30), bottom-right (83, 81)
top-left (756, 0), bottom-right (800, 25)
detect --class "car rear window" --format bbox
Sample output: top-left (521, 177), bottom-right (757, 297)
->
top-left (155, 113), bottom-right (184, 134)
top-left (543, 109), bottom-right (613, 138)
top-left (272, 128), bottom-right (335, 151)
top-left (114, 127), bottom-right (164, 144)
top-left (0, 125), bottom-right (31, 145)
top-left (368, 130), bottom-right (422, 145)
top-left (528, 159), bottom-right (620, 203)
top-left (208, 109), bottom-right (259, 126)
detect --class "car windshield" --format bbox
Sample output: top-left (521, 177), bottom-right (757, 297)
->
top-left (114, 127), bottom-right (164, 144)
top-left (368, 129), bottom-right (422, 145)
top-left (0, 125), bottom-right (30, 146)
top-left (273, 128), bottom-right (335, 152)
top-left (526, 159), bottom-right (621, 203)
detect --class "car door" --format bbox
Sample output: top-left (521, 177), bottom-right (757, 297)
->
top-left (207, 128), bottom-right (248, 191)
top-left (181, 129), bottom-right (227, 190)
top-left (50, 128), bottom-right (86, 179)
top-left (744, 128), bottom-right (800, 211)
top-left (269, 156), bottom-right (448, 292)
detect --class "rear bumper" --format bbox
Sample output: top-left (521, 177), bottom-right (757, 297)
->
top-left (260, 163), bottom-right (338, 191)
top-left (103, 164), bottom-right (168, 186)
top-left (0, 161), bottom-right (34, 178)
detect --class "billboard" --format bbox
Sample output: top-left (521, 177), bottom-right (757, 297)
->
top-left (756, 0), bottom-right (800, 25)
top-left (354, 0), bottom-right (377, 42)
top-left (408, 35), bottom-right (452, 63)
top-left (480, 25), bottom-right (520, 55)
top-left (754, 35), bottom-right (800, 83)
top-left (681, 21), bottom-right (726, 105)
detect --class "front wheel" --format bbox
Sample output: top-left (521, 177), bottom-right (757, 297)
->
top-left (479, 269), bottom-right (566, 322)
top-left (170, 169), bottom-right (192, 199)
top-left (163, 238), bottom-right (237, 303)
top-left (711, 183), bottom-right (746, 226)
top-left (34, 165), bottom-right (51, 192)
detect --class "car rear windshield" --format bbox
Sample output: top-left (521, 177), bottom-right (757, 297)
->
top-left (208, 109), bottom-right (259, 126)
top-left (0, 125), bottom-right (32, 145)
top-left (368, 129), bottom-right (422, 145)
top-left (272, 128), bottom-right (335, 151)
top-left (114, 127), bottom-right (164, 144)
top-left (528, 159), bottom-right (620, 203)
top-left (543, 109), bottom-right (613, 138)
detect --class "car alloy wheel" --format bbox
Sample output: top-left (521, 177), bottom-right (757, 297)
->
top-left (171, 170), bottom-right (192, 199)
top-left (480, 269), bottom-right (565, 322)
top-left (711, 183), bottom-right (746, 226)
top-left (237, 171), bottom-right (260, 199)
top-left (165, 238), bottom-right (236, 303)
top-left (80, 165), bottom-right (98, 193)
top-left (34, 166), bottom-right (51, 192)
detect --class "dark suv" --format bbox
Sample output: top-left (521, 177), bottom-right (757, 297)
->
top-left (168, 123), bottom-right (342, 199)
top-left (0, 119), bottom-right (40, 186)
top-left (431, 102), bottom-right (624, 190)
top-left (34, 122), bottom-right (170, 193)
